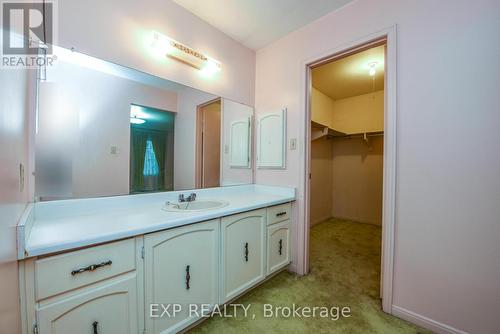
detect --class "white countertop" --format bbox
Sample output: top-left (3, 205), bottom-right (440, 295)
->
top-left (18, 184), bottom-right (295, 259)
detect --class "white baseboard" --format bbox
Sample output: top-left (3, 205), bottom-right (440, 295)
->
top-left (392, 305), bottom-right (468, 334)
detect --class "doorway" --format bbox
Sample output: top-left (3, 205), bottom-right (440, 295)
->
top-left (303, 30), bottom-right (397, 313)
top-left (129, 104), bottom-right (175, 193)
top-left (195, 98), bottom-right (222, 188)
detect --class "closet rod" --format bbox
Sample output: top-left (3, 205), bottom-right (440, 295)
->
top-left (331, 132), bottom-right (384, 139)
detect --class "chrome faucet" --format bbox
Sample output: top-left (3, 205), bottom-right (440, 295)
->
top-left (179, 193), bottom-right (197, 202)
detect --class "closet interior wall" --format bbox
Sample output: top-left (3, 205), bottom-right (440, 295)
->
top-left (310, 80), bottom-right (384, 226)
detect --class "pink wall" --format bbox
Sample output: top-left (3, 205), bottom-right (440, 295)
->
top-left (0, 66), bottom-right (33, 333)
top-left (57, 0), bottom-right (256, 107)
top-left (255, 0), bottom-right (500, 333)
top-left (311, 136), bottom-right (384, 226)
top-left (331, 137), bottom-right (383, 225)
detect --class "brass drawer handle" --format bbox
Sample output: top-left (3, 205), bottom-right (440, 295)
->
top-left (71, 260), bottom-right (112, 276)
top-left (276, 211), bottom-right (287, 217)
top-left (279, 239), bottom-right (283, 255)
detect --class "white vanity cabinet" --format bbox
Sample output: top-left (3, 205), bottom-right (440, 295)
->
top-left (267, 221), bottom-right (291, 275)
top-left (21, 200), bottom-right (294, 334)
top-left (144, 220), bottom-right (219, 334)
top-left (221, 209), bottom-right (266, 302)
top-left (30, 238), bottom-right (142, 334)
top-left (37, 274), bottom-right (139, 334)
top-left (266, 203), bottom-right (292, 275)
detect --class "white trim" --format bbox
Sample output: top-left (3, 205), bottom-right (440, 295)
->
top-left (287, 263), bottom-right (298, 274)
top-left (392, 306), bottom-right (469, 334)
top-left (381, 25), bottom-right (397, 313)
top-left (17, 203), bottom-right (34, 260)
top-left (298, 25), bottom-right (398, 314)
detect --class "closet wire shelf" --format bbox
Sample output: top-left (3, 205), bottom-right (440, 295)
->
top-left (311, 120), bottom-right (383, 143)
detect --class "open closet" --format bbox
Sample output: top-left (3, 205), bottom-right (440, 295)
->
top-left (310, 44), bottom-right (385, 226)
top-left (308, 43), bottom-right (386, 302)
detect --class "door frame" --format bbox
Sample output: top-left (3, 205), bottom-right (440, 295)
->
top-left (301, 26), bottom-right (397, 313)
top-left (195, 97), bottom-right (222, 188)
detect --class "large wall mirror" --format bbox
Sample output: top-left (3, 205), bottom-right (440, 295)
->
top-left (35, 47), bottom-right (254, 201)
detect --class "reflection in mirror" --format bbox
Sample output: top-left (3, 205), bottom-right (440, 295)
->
top-left (222, 99), bottom-right (254, 185)
top-left (230, 118), bottom-right (250, 167)
top-left (35, 47), bottom-right (253, 201)
top-left (130, 104), bottom-right (175, 193)
top-left (195, 98), bottom-right (222, 188)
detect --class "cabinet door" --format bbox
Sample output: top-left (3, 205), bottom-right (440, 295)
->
top-left (267, 220), bottom-right (291, 275)
top-left (144, 220), bottom-right (219, 334)
top-left (221, 209), bottom-right (266, 302)
top-left (256, 109), bottom-right (286, 169)
top-left (37, 274), bottom-right (138, 334)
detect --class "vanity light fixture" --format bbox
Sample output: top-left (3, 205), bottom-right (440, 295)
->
top-left (368, 62), bottom-right (377, 76)
top-left (151, 31), bottom-right (221, 73)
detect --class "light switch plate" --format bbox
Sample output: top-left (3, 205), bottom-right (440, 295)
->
top-left (290, 138), bottom-right (297, 151)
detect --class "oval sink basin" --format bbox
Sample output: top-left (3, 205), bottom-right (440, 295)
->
top-left (163, 199), bottom-right (229, 212)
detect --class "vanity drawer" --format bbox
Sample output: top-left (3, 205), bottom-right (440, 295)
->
top-left (266, 203), bottom-right (291, 225)
top-left (34, 238), bottom-right (136, 301)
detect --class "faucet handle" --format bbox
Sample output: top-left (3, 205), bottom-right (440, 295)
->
top-left (190, 193), bottom-right (197, 201)
top-left (179, 194), bottom-right (185, 202)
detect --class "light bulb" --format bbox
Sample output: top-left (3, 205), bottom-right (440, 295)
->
top-left (205, 58), bottom-right (221, 72)
top-left (199, 58), bottom-right (221, 78)
top-left (130, 116), bottom-right (146, 124)
top-left (368, 62), bottom-right (377, 76)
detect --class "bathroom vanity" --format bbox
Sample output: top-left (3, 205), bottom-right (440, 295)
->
top-left (19, 42), bottom-right (294, 334)
top-left (17, 185), bottom-right (294, 334)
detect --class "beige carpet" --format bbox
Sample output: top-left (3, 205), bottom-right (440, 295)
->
top-left (189, 218), bottom-right (430, 333)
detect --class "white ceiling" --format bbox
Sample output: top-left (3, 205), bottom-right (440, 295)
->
top-left (312, 45), bottom-right (385, 100)
top-left (171, 0), bottom-right (354, 50)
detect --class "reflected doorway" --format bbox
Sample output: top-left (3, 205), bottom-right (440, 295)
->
top-left (130, 104), bottom-right (175, 193)
top-left (195, 98), bottom-right (222, 188)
